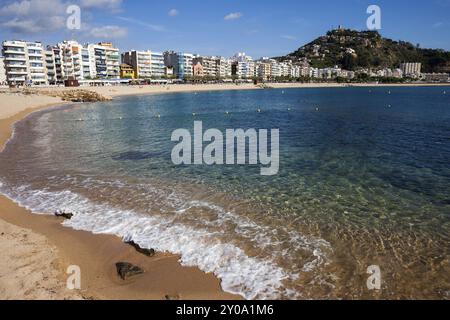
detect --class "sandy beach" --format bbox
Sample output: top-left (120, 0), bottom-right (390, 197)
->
top-left (17, 81), bottom-right (450, 100)
top-left (0, 82), bottom-right (449, 300)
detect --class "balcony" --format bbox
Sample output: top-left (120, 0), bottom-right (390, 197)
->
top-left (5, 55), bottom-right (26, 61)
top-left (6, 61), bottom-right (26, 67)
top-left (7, 70), bottom-right (28, 75)
top-left (4, 48), bottom-right (25, 54)
top-left (8, 76), bottom-right (27, 82)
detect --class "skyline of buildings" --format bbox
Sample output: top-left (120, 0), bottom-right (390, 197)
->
top-left (0, 37), bottom-right (448, 86)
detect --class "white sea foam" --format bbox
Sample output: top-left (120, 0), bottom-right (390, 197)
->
top-left (0, 181), bottom-right (331, 299)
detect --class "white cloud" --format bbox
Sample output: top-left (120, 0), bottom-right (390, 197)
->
top-left (79, 0), bottom-right (122, 10)
top-left (0, 0), bottom-right (67, 34)
top-left (0, 0), bottom-right (67, 16)
top-left (281, 35), bottom-right (297, 40)
top-left (224, 12), bottom-right (242, 21)
top-left (432, 21), bottom-right (444, 28)
top-left (0, 0), bottom-right (126, 35)
top-left (89, 25), bottom-right (127, 38)
top-left (117, 16), bottom-right (166, 32)
top-left (168, 9), bottom-right (179, 17)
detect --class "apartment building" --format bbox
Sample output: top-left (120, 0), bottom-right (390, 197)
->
top-left (400, 62), bottom-right (422, 77)
top-left (164, 51), bottom-right (194, 79)
top-left (290, 65), bottom-right (301, 78)
top-left (100, 42), bottom-right (120, 79)
top-left (232, 53), bottom-right (255, 79)
top-left (44, 49), bottom-right (57, 84)
top-left (0, 57), bottom-right (7, 84)
top-left (216, 57), bottom-right (232, 78)
top-left (280, 62), bottom-right (291, 77)
top-left (88, 44), bottom-right (107, 79)
top-left (58, 41), bottom-right (84, 80)
top-left (269, 59), bottom-right (282, 78)
top-left (422, 73), bottom-right (449, 82)
top-left (122, 50), bottom-right (166, 79)
top-left (192, 61), bottom-right (204, 77)
top-left (46, 46), bottom-right (63, 83)
top-left (26, 42), bottom-right (47, 85)
top-left (2, 40), bottom-right (47, 85)
top-left (150, 51), bottom-right (165, 78)
top-left (256, 61), bottom-right (271, 80)
top-left (192, 56), bottom-right (218, 78)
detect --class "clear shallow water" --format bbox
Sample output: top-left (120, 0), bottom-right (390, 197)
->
top-left (0, 87), bottom-right (449, 299)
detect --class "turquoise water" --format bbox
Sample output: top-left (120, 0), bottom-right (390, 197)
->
top-left (0, 87), bottom-right (449, 299)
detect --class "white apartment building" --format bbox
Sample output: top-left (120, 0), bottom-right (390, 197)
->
top-left (280, 62), bottom-right (291, 77)
top-left (150, 51), bottom-right (165, 78)
top-left (310, 68), bottom-right (319, 78)
top-left (101, 42), bottom-right (120, 79)
top-left (290, 65), bottom-right (302, 78)
top-left (137, 51), bottom-right (152, 78)
top-left (84, 42), bottom-right (120, 79)
top-left (50, 41), bottom-right (120, 81)
top-left (0, 57), bottom-right (7, 84)
top-left (87, 44), bottom-right (107, 79)
top-left (26, 42), bottom-right (46, 85)
top-left (270, 60), bottom-right (282, 78)
top-left (57, 40), bottom-right (86, 80)
top-left (232, 53), bottom-right (255, 79)
top-left (2, 40), bottom-right (47, 85)
top-left (216, 57), bottom-right (232, 78)
top-left (400, 62), bottom-right (422, 77)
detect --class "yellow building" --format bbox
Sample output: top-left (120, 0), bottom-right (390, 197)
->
top-left (120, 63), bottom-right (135, 79)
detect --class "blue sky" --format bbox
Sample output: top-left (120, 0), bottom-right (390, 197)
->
top-left (0, 0), bottom-right (449, 57)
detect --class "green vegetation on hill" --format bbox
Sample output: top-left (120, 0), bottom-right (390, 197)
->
top-left (277, 29), bottom-right (450, 73)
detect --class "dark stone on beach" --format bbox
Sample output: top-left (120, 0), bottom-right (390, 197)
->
top-left (165, 294), bottom-right (180, 300)
top-left (126, 240), bottom-right (156, 257)
top-left (54, 210), bottom-right (73, 220)
top-left (115, 262), bottom-right (144, 280)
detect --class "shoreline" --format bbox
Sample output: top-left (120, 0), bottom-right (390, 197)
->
top-left (23, 81), bottom-right (450, 99)
top-left (0, 82), bottom-right (448, 300)
top-left (0, 90), bottom-right (238, 300)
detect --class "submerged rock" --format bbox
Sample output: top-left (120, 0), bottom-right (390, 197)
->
top-left (115, 262), bottom-right (144, 280)
top-left (54, 210), bottom-right (73, 220)
top-left (126, 240), bottom-right (156, 257)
